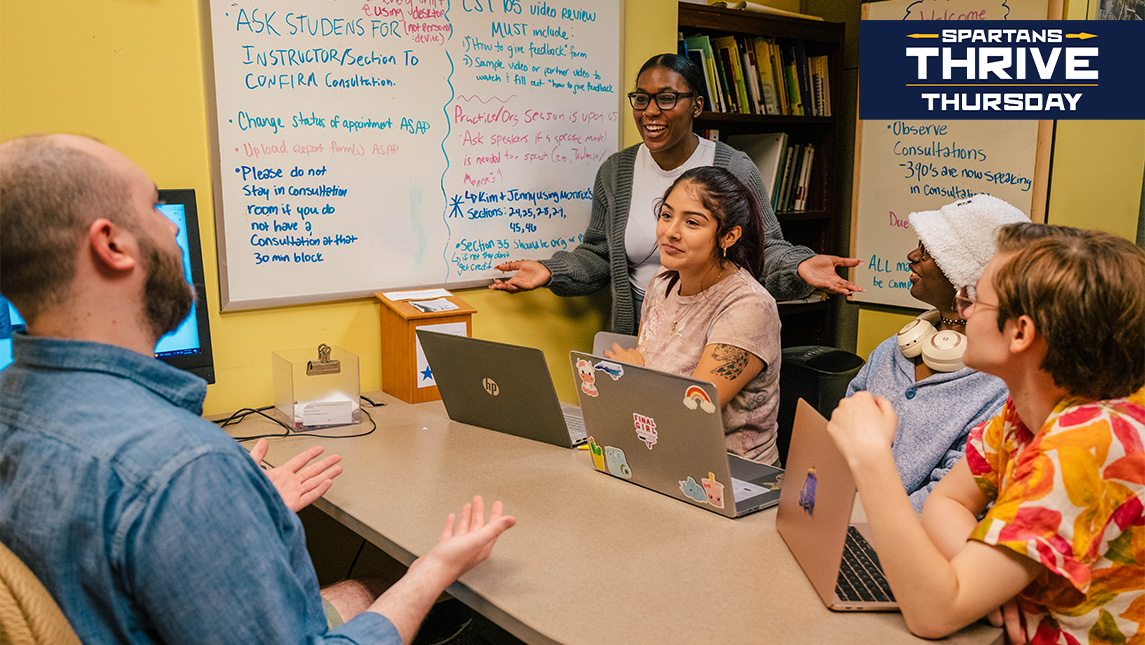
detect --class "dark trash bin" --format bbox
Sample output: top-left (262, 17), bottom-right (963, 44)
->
top-left (776, 346), bottom-right (865, 464)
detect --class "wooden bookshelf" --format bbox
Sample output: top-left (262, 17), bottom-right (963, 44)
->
top-left (679, 3), bottom-right (845, 347)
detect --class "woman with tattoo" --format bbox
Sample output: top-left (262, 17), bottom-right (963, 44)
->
top-left (604, 167), bottom-right (782, 465)
top-left (488, 53), bottom-right (861, 335)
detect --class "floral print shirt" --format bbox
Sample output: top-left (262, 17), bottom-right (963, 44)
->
top-left (967, 389), bottom-right (1145, 645)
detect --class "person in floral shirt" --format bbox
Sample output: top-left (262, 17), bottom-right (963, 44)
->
top-left (825, 223), bottom-right (1144, 644)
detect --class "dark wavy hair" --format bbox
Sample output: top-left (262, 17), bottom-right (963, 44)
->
top-left (659, 166), bottom-right (767, 279)
top-left (636, 53), bottom-right (705, 105)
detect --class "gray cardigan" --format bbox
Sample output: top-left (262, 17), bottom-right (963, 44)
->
top-left (540, 141), bottom-right (816, 334)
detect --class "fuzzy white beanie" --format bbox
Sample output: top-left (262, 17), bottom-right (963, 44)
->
top-left (908, 194), bottom-right (1030, 288)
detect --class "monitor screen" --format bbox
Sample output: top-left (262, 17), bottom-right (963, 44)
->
top-left (0, 189), bottom-right (215, 383)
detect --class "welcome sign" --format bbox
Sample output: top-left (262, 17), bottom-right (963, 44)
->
top-left (860, 21), bottom-right (1145, 119)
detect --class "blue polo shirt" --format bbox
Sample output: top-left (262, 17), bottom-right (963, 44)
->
top-left (0, 333), bottom-right (398, 644)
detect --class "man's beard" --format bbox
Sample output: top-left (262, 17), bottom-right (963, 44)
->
top-left (141, 236), bottom-right (195, 341)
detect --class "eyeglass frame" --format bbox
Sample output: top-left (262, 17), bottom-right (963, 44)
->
top-left (954, 284), bottom-right (997, 319)
top-left (627, 91), bottom-right (697, 111)
top-left (915, 240), bottom-right (930, 262)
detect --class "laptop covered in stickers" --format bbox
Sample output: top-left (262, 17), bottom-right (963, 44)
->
top-left (569, 351), bottom-right (783, 519)
top-left (417, 330), bottom-right (587, 448)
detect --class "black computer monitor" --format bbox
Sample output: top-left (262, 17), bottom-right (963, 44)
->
top-left (0, 189), bottom-right (215, 384)
top-left (153, 188), bottom-right (216, 384)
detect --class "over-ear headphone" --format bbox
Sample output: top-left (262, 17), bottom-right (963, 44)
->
top-left (896, 310), bottom-right (966, 372)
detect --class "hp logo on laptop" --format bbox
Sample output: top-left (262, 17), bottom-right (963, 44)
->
top-left (482, 377), bottom-right (499, 396)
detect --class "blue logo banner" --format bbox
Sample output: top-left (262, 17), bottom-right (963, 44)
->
top-left (860, 21), bottom-right (1145, 119)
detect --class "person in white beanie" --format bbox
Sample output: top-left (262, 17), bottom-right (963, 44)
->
top-left (844, 194), bottom-right (1029, 512)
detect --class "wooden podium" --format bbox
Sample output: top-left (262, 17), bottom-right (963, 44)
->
top-left (375, 291), bottom-right (477, 404)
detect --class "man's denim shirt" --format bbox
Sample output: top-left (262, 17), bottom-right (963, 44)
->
top-left (0, 334), bottom-right (398, 644)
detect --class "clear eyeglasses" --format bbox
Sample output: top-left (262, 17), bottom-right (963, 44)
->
top-left (954, 284), bottom-right (997, 318)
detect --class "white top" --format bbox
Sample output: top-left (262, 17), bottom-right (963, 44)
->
top-left (625, 136), bottom-right (717, 299)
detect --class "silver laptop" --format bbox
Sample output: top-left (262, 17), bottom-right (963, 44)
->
top-left (569, 351), bottom-right (783, 519)
top-left (776, 399), bottom-right (898, 611)
top-left (416, 330), bottom-right (586, 448)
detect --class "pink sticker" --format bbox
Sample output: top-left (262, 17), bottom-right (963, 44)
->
top-left (633, 412), bottom-right (658, 449)
top-left (701, 472), bottom-right (725, 509)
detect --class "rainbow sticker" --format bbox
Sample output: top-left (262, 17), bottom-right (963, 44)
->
top-left (682, 385), bottom-right (716, 413)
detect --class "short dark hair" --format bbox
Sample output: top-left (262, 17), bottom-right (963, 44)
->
top-left (0, 135), bottom-right (127, 320)
top-left (660, 166), bottom-right (767, 278)
top-left (993, 227), bottom-right (1145, 400)
top-left (636, 53), bottom-right (705, 98)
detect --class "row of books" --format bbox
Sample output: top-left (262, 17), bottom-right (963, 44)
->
top-left (727, 132), bottom-right (816, 212)
top-left (679, 34), bottom-right (831, 117)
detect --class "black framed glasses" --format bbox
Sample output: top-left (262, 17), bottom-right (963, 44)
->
top-left (627, 91), bottom-right (695, 110)
top-left (954, 285), bottom-right (997, 319)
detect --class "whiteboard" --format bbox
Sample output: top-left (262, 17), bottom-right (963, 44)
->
top-left (201, 0), bottom-right (621, 311)
top-left (850, 0), bottom-right (1055, 309)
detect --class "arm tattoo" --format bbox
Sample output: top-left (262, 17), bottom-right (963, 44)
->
top-left (709, 344), bottom-right (749, 380)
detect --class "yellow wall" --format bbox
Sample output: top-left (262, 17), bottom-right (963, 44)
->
top-left (4, 1), bottom-right (1138, 407)
top-left (0, 0), bottom-right (677, 414)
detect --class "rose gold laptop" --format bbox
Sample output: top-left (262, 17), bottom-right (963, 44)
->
top-left (776, 399), bottom-right (898, 611)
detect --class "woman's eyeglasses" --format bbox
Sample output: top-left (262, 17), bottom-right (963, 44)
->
top-left (954, 284), bottom-right (996, 319)
top-left (627, 91), bottom-right (695, 110)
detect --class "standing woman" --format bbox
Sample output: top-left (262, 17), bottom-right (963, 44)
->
top-left (607, 167), bottom-right (783, 465)
top-left (490, 53), bottom-right (860, 334)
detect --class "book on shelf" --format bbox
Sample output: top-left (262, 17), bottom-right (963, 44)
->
top-left (681, 24), bottom-right (832, 119)
top-left (683, 46), bottom-right (715, 114)
top-left (793, 41), bottom-right (814, 117)
top-left (779, 42), bottom-right (803, 116)
top-left (809, 56), bottom-right (823, 117)
top-left (711, 42), bottom-right (738, 113)
top-left (726, 132), bottom-right (788, 201)
top-left (775, 143), bottom-right (797, 211)
top-left (751, 37), bottom-right (781, 115)
top-left (810, 55), bottom-right (831, 117)
top-left (683, 35), bottom-right (727, 113)
top-left (768, 40), bottom-right (789, 115)
top-left (741, 39), bottom-right (764, 115)
top-left (787, 143), bottom-right (805, 211)
top-left (775, 143), bottom-right (791, 211)
top-left (794, 144), bottom-right (815, 210)
top-left (712, 36), bottom-right (751, 114)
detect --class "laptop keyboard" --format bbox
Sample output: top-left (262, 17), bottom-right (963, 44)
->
top-left (835, 526), bottom-right (895, 603)
top-left (564, 412), bottom-right (587, 443)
